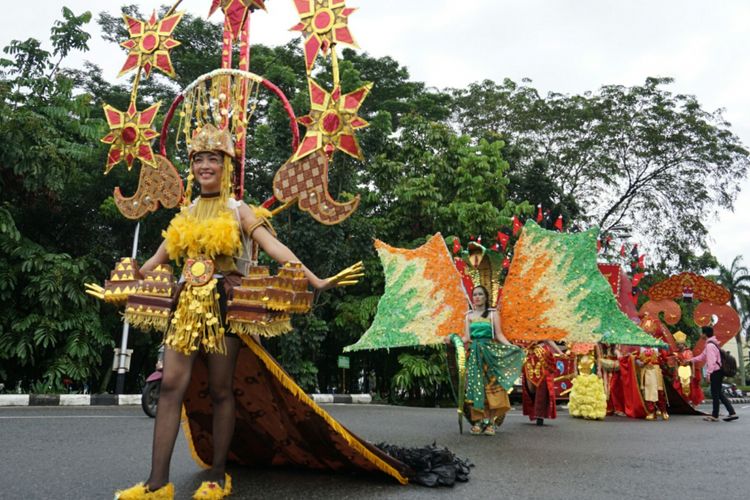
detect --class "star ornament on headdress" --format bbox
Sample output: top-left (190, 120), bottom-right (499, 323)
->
top-left (290, 0), bottom-right (358, 72)
top-left (119, 11), bottom-right (183, 78)
top-left (293, 78), bottom-right (372, 161)
top-left (209, 0), bottom-right (266, 40)
top-left (100, 102), bottom-right (161, 173)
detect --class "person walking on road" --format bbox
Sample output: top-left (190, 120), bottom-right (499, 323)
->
top-left (687, 326), bottom-right (738, 422)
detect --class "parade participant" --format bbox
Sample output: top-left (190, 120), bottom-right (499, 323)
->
top-left (599, 344), bottom-right (625, 416)
top-left (670, 331), bottom-right (703, 406)
top-left (637, 348), bottom-right (669, 421)
top-left (686, 326), bottom-right (738, 422)
top-left (114, 125), bottom-right (367, 499)
top-left (522, 340), bottom-right (564, 425)
top-left (567, 350), bottom-right (607, 420)
top-left (462, 286), bottom-right (524, 435)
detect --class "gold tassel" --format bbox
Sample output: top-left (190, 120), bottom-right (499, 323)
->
top-left (123, 310), bottom-right (170, 333)
top-left (221, 154), bottom-right (234, 201)
top-left (165, 279), bottom-right (226, 355)
top-left (229, 318), bottom-right (293, 339)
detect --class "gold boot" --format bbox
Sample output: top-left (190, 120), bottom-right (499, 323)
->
top-left (645, 413), bottom-right (655, 421)
top-left (193, 473), bottom-right (232, 499)
top-left (661, 411), bottom-right (669, 421)
top-left (115, 482), bottom-right (174, 500)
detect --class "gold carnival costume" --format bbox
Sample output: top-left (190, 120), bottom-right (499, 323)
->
top-left (94, 125), bottom-right (413, 498)
top-left (89, 5), bottom-right (472, 495)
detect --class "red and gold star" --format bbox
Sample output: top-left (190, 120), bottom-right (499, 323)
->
top-left (293, 78), bottom-right (371, 161)
top-left (100, 101), bottom-right (161, 173)
top-left (290, 0), bottom-right (358, 72)
top-left (209, 0), bottom-right (266, 41)
top-left (118, 11), bottom-right (183, 78)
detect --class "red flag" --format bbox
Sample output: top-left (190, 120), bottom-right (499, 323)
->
top-left (477, 236), bottom-right (482, 244)
top-left (536, 204), bottom-right (543, 223)
top-left (452, 238), bottom-right (461, 255)
top-left (497, 232), bottom-right (510, 252)
top-left (631, 291), bottom-right (640, 305)
top-left (597, 239), bottom-right (602, 253)
top-left (619, 244), bottom-right (626, 257)
top-left (632, 272), bottom-right (645, 287)
top-left (512, 216), bottom-right (521, 236)
top-left (554, 215), bottom-right (563, 231)
top-left (502, 257), bottom-right (511, 269)
top-left (491, 243), bottom-right (500, 251)
top-left (638, 254), bottom-right (646, 268)
top-left (630, 243), bottom-right (639, 259)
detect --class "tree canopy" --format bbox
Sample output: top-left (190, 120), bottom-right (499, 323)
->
top-left (453, 78), bottom-right (749, 261)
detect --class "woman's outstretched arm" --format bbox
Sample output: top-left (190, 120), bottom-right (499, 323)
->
top-left (139, 240), bottom-right (170, 274)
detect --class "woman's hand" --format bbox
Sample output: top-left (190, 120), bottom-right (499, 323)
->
top-left (314, 261), bottom-right (365, 291)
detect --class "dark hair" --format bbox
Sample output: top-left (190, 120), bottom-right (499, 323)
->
top-left (701, 326), bottom-right (714, 337)
top-left (472, 285), bottom-right (491, 318)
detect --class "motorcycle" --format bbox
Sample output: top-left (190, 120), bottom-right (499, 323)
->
top-left (141, 346), bottom-right (164, 418)
top-left (722, 382), bottom-right (745, 398)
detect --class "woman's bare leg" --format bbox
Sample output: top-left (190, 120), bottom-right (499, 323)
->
top-left (205, 337), bottom-right (241, 482)
top-left (145, 348), bottom-right (197, 490)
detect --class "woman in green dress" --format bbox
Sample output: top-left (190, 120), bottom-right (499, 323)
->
top-left (463, 286), bottom-right (524, 435)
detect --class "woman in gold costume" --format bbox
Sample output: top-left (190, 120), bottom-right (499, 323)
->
top-left (115, 125), bottom-right (371, 499)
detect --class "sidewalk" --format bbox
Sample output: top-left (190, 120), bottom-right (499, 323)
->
top-left (0, 393), bottom-right (373, 407)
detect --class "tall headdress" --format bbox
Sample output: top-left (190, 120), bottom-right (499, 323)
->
top-left (446, 237), bottom-right (505, 307)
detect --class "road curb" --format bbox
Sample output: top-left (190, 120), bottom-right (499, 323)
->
top-left (0, 393), bottom-right (372, 407)
top-left (705, 397), bottom-right (750, 404)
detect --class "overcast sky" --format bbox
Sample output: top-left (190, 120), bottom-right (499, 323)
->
top-left (3, 1), bottom-right (749, 269)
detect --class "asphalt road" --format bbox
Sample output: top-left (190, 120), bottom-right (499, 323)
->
top-left (0, 403), bottom-right (747, 500)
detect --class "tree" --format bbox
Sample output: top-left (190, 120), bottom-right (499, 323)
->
top-left (453, 77), bottom-right (750, 266)
top-left (0, 8), bottom-right (120, 392)
top-left (716, 256), bottom-right (750, 383)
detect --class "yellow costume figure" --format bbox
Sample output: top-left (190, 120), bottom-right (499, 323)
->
top-left (568, 353), bottom-right (607, 420)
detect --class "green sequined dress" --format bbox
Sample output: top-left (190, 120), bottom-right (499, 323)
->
top-left (465, 317), bottom-right (525, 422)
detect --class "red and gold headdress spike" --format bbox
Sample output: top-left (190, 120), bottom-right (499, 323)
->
top-left (209, 0), bottom-right (266, 41)
top-left (97, 2), bottom-right (186, 220)
top-left (100, 101), bottom-right (161, 172)
top-left (119, 10), bottom-right (183, 79)
top-left (100, 5), bottom-right (184, 174)
top-left (293, 78), bottom-right (371, 161)
top-left (291, 0), bottom-right (358, 73)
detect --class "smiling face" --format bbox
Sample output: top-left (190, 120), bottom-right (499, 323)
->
top-left (191, 151), bottom-right (224, 193)
top-left (472, 286), bottom-right (488, 309)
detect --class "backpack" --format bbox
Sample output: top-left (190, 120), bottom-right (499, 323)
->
top-left (719, 348), bottom-right (738, 378)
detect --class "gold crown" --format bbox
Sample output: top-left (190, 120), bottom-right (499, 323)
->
top-left (189, 124), bottom-right (235, 159)
top-left (673, 330), bottom-right (687, 344)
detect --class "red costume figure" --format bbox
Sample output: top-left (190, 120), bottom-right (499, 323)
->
top-left (670, 331), bottom-right (703, 406)
top-left (638, 348), bottom-right (669, 421)
top-left (600, 345), bottom-right (625, 416)
top-left (522, 342), bottom-right (558, 425)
